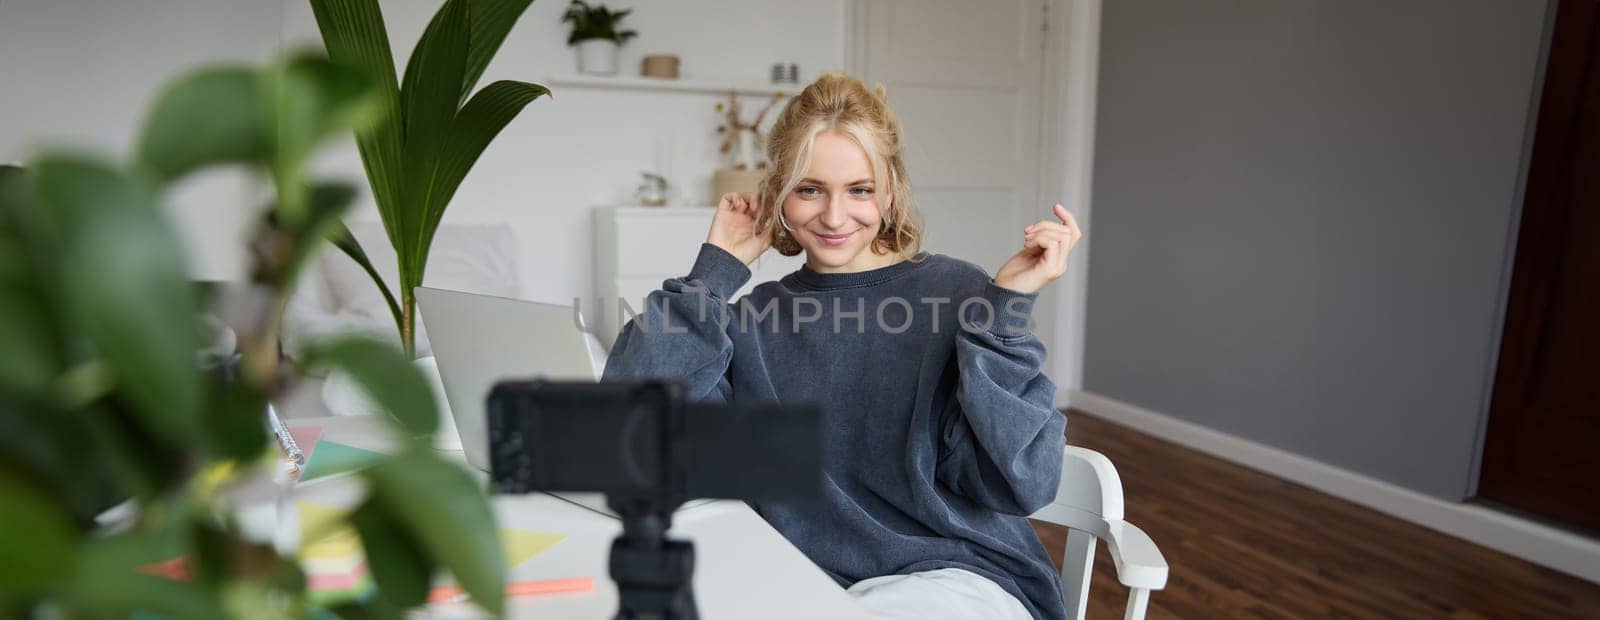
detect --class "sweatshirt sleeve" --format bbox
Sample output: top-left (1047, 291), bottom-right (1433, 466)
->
top-left (935, 279), bottom-right (1067, 515)
top-left (601, 243), bottom-right (751, 403)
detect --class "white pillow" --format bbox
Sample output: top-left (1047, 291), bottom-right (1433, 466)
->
top-left (296, 221), bottom-right (521, 357)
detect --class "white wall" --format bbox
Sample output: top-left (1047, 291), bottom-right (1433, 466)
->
top-left (280, 0), bottom-right (844, 308)
top-left (0, 0), bottom-right (284, 281)
top-left (2, 0), bottom-right (844, 302)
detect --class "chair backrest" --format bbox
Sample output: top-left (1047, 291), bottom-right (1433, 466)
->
top-left (1031, 445), bottom-right (1126, 620)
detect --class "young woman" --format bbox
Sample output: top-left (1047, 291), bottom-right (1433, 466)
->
top-left (603, 72), bottom-right (1081, 620)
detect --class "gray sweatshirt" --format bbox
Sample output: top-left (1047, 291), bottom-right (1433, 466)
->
top-left (602, 242), bottom-right (1067, 619)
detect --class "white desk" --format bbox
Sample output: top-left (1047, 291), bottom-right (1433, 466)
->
top-left (285, 416), bottom-right (867, 619)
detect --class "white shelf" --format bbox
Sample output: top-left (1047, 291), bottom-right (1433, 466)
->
top-left (544, 73), bottom-right (795, 98)
top-left (607, 204), bottom-right (716, 214)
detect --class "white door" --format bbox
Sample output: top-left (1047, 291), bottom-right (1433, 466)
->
top-left (851, 0), bottom-right (1049, 277)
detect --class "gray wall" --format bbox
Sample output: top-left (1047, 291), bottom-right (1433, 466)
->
top-left (1083, 0), bottom-right (1550, 499)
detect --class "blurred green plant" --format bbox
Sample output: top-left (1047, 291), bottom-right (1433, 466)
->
top-left (0, 51), bottom-right (507, 619)
top-left (561, 0), bottom-right (638, 46)
top-left (310, 0), bottom-right (549, 358)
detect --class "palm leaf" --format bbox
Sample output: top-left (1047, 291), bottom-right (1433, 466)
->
top-left (327, 223), bottom-right (403, 338)
top-left (461, 0), bottom-right (536, 105)
top-left (399, 0), bottom-right (470, 288)
top-left (309, 0), bottom-right (406, 243)
top-left (418, 80), bottom-right (548, 258)
top-left (315, 0), bottom-right (541, 357)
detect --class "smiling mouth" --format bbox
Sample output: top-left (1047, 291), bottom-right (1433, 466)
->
top-left (813, 230), bottom-right (858, 246)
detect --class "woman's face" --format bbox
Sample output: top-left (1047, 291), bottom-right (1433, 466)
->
top-left (781, 131), bottom-right (896, 273)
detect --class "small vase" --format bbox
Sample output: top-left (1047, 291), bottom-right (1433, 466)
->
top-left (736, 128), bottom-right (759, 170)
top-left (576, 39), bottom-right (619, 76)
top-left (713, 168), bottom-right (764, 201)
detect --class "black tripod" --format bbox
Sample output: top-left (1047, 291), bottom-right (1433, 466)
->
top-left (608, 496), bottom-right (698, 620)
top-left (484, 379), bottom-right (823, 619)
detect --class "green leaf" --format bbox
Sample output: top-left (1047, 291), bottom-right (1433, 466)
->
top-left (266, 55), bottom-right (381, 224)
top-left (136, 55), bottom-right (379, 210)
top-left (0, 402), bottom-right (126, 525)
top-left (0, 470), bottom-right (76, 597)
top-left (398, 0), bottom-right (471, 288)
top-left (364, 451), bottom-right (504, 615)
top-left (0, 166), bottom-right (62, 398)
top-left (460, 0), bottom-right (536, 105)
top-left (31, 155), bottom-right (202, 444)
top-left (270, 55), bottom-right (381, 169)
top-left (136, 66), bottom-right (267, 182)
top-left (187, 515), bottom-right (232, 587)
top-left (305, 337), bottom-right (436, 437)
top-left (281, 181), bottom-right (359, 287)
top-left (0, 249), bottom-right (59, 398)
top-left (324, 599), bottom-right (387, 620)
top-left (313, 0), bottom-right (538, 358)
top-left (66, 523), bottom-right (224, 618)
top-left (418, 80), bottom-right (547, 257)
top-left (310, 0), bottom-right (406, 235)
top-left (350, 500), bottom-right (435, 612)
top-left (328, 222), bottom-right (404, 338)
top-left (202, 372), bottom-right (269, 462)
top-left (82, 402), bottom-right (192, 500)
top-left (0, 165), bottom-right (25, 208)
top-left (0, 165), bottom-right (33, 237)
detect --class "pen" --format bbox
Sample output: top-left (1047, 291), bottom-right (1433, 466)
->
top-left (266, 402), bottom-right (306, 473)
top-left (427, 577), bottom-right (595, 604)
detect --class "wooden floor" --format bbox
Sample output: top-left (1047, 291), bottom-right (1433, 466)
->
top-left (1028, 412), bottom-right (1600, 619)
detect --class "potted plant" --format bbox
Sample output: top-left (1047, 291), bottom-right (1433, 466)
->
top-left (0, 51), bottom-right (506, 617)
top-left (562, 0), bottom-right (638, 76)
top-left (310, 0), bottom-right (548, 362)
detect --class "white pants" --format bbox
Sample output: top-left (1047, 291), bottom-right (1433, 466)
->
top-left (846, 567), bottom-right (1033, 620)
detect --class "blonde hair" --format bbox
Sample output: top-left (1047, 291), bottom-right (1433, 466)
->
top-left (755, 71), bottom-right (924, 261)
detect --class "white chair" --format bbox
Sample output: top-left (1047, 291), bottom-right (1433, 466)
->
top-left (1031, 445), bottom-right (1170, 620)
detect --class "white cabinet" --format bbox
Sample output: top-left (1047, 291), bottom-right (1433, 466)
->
top-left (593, 206), bottom-right (804, 349)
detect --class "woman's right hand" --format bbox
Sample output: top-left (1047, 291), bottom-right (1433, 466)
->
top-left (706, 192), bottom-right (772, 265)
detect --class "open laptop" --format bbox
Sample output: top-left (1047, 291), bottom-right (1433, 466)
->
top-left (415, 286), bottom-right (712, 517)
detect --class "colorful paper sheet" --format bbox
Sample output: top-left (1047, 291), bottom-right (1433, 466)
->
top-left (297, 501), bottom-right (371, 605)
top-left (288, 425), bottom-right (324, 463)
top-left (501, 529), bottom-right (566, 569)
top-left (299, 440), bottom-right (385, 481)
top-left (296, 500), bottom-right (569, 601)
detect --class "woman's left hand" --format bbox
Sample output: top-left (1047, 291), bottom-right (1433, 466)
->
top-left (994, 203), bottom-right (1082, 294)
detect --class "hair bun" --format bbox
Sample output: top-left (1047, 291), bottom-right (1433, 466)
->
top-left (755, 71), bottom-right (923, 261)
